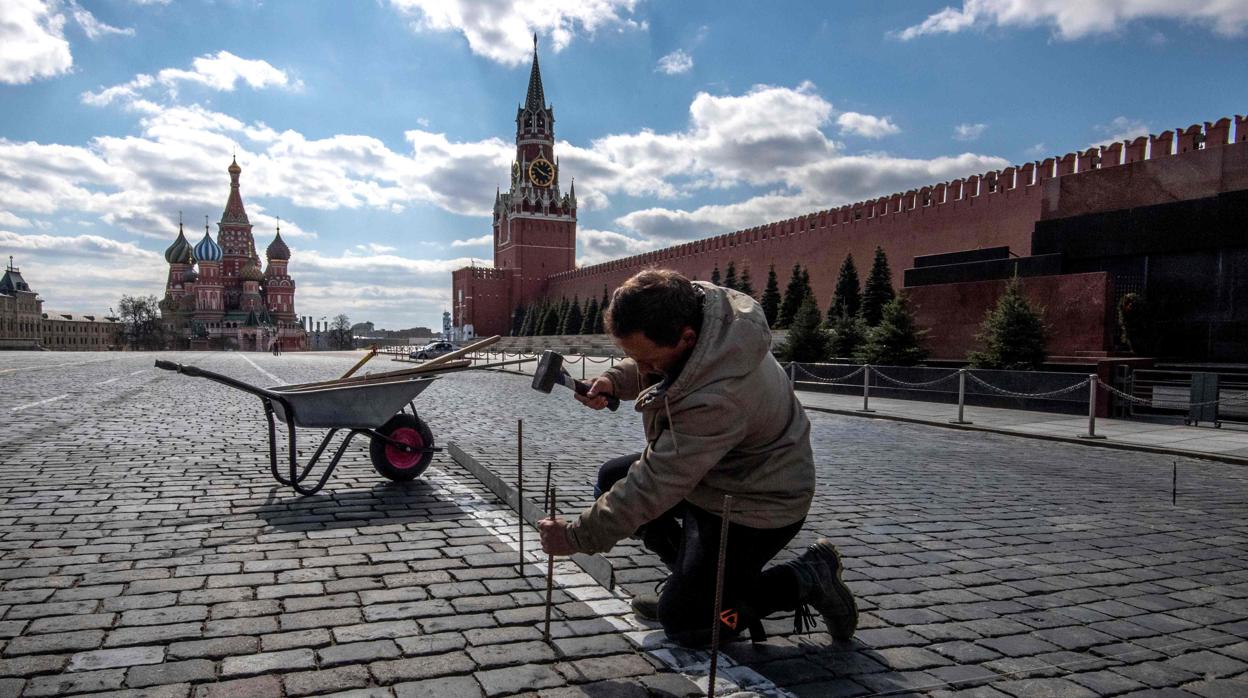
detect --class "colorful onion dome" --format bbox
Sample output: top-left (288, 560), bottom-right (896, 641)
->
top-left (194, 230), bottom-right (223, 262)
top-left (228, 155), bottom-right (241, 175)
top-left (240, 259), bottom-right (264, 282)
top-left (164, 225), bottom-right (192, 264)
top-left (266, 228), bottom-right (290, 261)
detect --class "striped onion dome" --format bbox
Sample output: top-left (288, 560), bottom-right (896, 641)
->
top-left (194, 230), bottom-right (223, 262)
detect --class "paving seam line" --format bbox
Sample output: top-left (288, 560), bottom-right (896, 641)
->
top-left (446, 441), bottom-right (793, 697)
top-left (801, 403), bottom-right (1248, 467)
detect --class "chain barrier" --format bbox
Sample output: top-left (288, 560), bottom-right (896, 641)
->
top-left (583, 356), bottom-right (614, 364)
top-left (871, 368), bottom-right (959, 389)
top-left (793, 363), bottom-right (866, 384)
top-left (965, 372), bottom-right (1088, 399)
top-left (1098, 378), bottom-right (1248, 408)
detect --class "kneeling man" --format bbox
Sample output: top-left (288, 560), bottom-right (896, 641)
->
top-left (539, 269), bottom-right (857, 646)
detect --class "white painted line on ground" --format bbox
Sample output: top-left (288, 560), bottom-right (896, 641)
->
top-left (0, 360), bottom-right (109, 375)
top-left (128, 370), bottom-right (145, 376)
top-left (239, 354), bottom-right (282, 385)
top-left (11, 394), bottom-right (70, 412)
top-left (96, 377), bottom-right (121, 386)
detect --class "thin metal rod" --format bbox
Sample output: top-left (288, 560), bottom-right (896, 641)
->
top-left (950, 369), bottom-right (972, 424)
top-left (1172, 461), bottom-right (1177, 506)
top-left (518, 419), bottom-right (524, 567)
top-left (707, 494), bottom-right (734, 698)
top-left (543, 485), bottom-right (558, 644)
top-left (544, 461), bottom-right (553, 511)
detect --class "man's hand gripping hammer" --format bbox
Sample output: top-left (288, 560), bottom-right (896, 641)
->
top-left (530, 350), bottom-right (620, 411)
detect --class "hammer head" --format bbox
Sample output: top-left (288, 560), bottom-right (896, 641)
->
top-left (531, 350), bottom-right (565, 394)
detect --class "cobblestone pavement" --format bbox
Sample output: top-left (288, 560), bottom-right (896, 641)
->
top-left (1, 352), bottom-right (1246, 697)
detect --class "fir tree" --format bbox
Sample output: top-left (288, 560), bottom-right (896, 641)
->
top-left (857, 294), bottom-right (928, 366)
top-left (861, 246), bottom-right (895, 326)
top-left (776, 263), bottom-right (807, 329)
top-left (738, 265), bottom-right (755, 298)
top-left (562, 295), bottom-right (584, 335)
top-left (540, 300), bottom-right (561, 335)
top-left (722, 261), bottom-right (738, 291)
top-left (778, 296), bottom-right (830, 363)
top-left (597, 286), bottom-right (609, 333)
top-left (582, 296), bottom-right (599, 334)
top-left (510, 305), bottom-right (525, 336)
top-left (761, 264), bottom-right (782, 327)
top-left (529, 301), bottom-right (548, 336)
top-left (710, 264), bottom-right (721, 286)
top-left (556, 297), bottom-right (570, 334)
top-left (968, 277), bottom-right (1048, 370)
top-left (800, 267), bottom-right (816, 311)
top-left (828, 253), bottom-right (861, 323)
top-left (828, 307), bottom-right (867, 359)
top-left (518, 303), bottom-right (535, 336)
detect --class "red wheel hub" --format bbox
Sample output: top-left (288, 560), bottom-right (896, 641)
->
top-left (384, 427), bottom-right (424, 469)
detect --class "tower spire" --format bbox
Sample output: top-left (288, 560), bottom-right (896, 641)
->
top-left (525, 35), bottom-right (545, 113)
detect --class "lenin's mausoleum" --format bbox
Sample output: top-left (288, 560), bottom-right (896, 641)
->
top-left (453, 47), bottom-right (1247, 363)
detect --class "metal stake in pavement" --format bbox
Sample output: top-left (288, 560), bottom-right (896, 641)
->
top-left (1078, 374), bottom-right (1106, 439)
top-left (517, 419), bottom-right (524, 568)
top-left (950, 368), bottom-right (972, 425)
top-left (543, 485), bottom-right (558, 644)
top-left (707, 494), bottom-right (733, 698)
top-left (857, 365), bottom-right (875, 413)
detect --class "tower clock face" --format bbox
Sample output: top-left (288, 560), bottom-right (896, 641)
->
top-left (528, 158), bottom-right (555, 187)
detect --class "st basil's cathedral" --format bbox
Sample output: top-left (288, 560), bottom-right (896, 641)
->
top-left (159, 158), bottom-right (307, 351)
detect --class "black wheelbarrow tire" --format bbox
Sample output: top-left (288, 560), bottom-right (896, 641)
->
top-left (370, 413), bottom-right (435, 481)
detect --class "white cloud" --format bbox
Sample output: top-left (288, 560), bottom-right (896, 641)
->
top-left (451, 234), bottom-right (492, 247)
top-left (577, 227), bottom-right (662, 266)
top-left (655, 49), bottom-right (693, 75)
top-left (0, 0), bottom-right (72, 84)
top-left (0, 230), bottom-right (165, 313)
top-left (895, 0), bottom-right (1248, 41)
top-left (69, 1), bottom-right (134, 39)
top-left (836, 112), bottom-right (900, 139)
top-left (387, 0), bottom-right (643, 66)
top-left (953, 122), bottom-right (987, 141)
top-left (352, 243), bottom-right (398, 254)
top-left (84, 51), bottom-right (298, 106)
top-left (0, 211), bottom-right (34, 228)
top-left (1094, 116), bottom-right (1150, 146)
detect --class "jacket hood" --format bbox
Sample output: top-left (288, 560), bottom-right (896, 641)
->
top-left (636, 281), bottom-right (771, 410)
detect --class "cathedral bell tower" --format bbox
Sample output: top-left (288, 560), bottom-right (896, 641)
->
top-left (493, 35), bottom-right (577, 304)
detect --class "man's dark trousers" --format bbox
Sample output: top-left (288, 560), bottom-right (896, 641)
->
top-left (597, 454), bottom-right (804, 647)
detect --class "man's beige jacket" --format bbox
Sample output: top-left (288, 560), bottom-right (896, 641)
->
top-left (566, 282), bottom-right (815, 555)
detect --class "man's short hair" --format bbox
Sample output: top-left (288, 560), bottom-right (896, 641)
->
top-left (605, 269), bottom-right (703, 346)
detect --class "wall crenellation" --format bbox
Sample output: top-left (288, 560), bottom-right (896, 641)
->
top-left (550, 113), bottom-right (1245, 284)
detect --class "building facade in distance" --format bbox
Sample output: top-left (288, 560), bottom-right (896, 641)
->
top-left (0, 258), bottom-right (119, 351)
top-left (159, 158), bottom-right (308, 351)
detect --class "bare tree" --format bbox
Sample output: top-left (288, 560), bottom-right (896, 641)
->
top-left (329, 313), bottom-right (354, 350)
top-left (117, 294), bottom-right (166, 350)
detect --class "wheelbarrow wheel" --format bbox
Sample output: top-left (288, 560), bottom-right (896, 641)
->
top-left (370, 413), bottom-right (434, 481)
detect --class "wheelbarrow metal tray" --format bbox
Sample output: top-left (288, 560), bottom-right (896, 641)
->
top-left (269, 376), bottom-right (437, 429)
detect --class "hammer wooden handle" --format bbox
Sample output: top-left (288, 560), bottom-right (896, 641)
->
top-left (570, 378), bottom-right (620, 412)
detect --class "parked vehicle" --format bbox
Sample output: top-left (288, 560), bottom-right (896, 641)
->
top-left (410, 341), bottom-right (459, 360)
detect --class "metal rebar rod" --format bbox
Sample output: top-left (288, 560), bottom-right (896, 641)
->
top-left (517, 419), bottom-right (524, 567)
top-left (707, 494), bottom-right (734, 698)
top-left (543, 485), bottom-right (558, 644)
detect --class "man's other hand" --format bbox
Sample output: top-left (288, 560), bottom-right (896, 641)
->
top-left (539, 517), bottom-right (576, 556)
top-left (574, 376), bottom-right (614, 411)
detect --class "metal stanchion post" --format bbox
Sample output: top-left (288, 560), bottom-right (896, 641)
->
top-left (950, 369), bottom-right (972, 425)
top-left (581, 355), bottom-right (586, 381)
top-left (789, 362), bottom-right (796, 388)
top-left (1079, 374), bottom-right (1106, 439)
top-left (857, 365), bottom-right (875, 413)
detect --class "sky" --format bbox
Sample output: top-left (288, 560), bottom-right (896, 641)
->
top-left (1, 0), bottom-right (1246, 330)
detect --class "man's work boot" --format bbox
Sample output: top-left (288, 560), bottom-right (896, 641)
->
top-left (785, 538), bottom-right (857, 641)
top-left (630, 578), bottom-right (667, 622)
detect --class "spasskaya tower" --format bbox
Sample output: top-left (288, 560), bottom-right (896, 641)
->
top-left (451, 36), bottom-right (577, 338)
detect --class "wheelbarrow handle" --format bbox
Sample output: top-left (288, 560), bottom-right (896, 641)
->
top-left (155, 360), bottom-right (203, 377)
top-left (154, 359), bottom-right (280, 401)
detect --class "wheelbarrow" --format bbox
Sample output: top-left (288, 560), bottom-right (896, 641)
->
top-left (155, 359), bottom-right (443, 495)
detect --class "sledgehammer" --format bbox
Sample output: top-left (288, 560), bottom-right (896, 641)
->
top-left (531, 350), bottom-right (620, 411)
